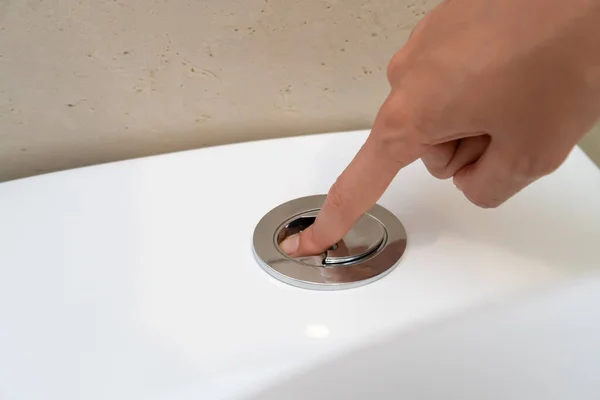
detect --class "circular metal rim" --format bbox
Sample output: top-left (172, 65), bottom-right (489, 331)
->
top-left (252, 195), bottom-right (407, 291)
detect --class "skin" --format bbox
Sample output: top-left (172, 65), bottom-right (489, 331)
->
top-left (281, 0), bottom-right (600, 257)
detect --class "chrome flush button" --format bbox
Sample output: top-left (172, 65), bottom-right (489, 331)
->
top-left (253, 195), bottom-right (407, 290)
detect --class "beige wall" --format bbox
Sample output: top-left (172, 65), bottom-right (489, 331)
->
top-left (581, 125), bottom-right (600, 164)
top-left (1, 0), bottom-right (599, 183)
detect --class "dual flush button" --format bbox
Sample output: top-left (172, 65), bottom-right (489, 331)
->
top-left (252, 195), bottom-right (407, 290)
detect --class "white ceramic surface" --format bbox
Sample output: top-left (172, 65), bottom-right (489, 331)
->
top-left (248, 271), bottom-right (600, 399)
top-left (1, 130), bottom-right (600, 399)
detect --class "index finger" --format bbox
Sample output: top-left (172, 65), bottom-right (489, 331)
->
top-left (283, 102), bottom-right (424, 257)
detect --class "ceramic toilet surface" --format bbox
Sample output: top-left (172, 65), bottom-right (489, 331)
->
top-left (1, 130), bottom-right (599, 399)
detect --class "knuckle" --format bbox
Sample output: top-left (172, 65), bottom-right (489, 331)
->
top-left (377, 94), bottom-right (428, 144)
top-left (537, 156), bottom-right (562, 176)
top-left (456, 178), bottom-right (503, 209)
top-left (421, 143), bottom-right (457, 180)
top-left (435, 169), bottom-right (454, 180)
top-left (509, 155), bottom-right (559, 183)
top-left (424, 161), bottom-right (452, 180)
top-left (463, 190), bottom-right (501, 209)
top-left (386, 51), bottom-right (410, 85)
top-left (380, 79), bottom-right (433, 139)
top-left (374, 133), bottom-right (424, 169)
top-left (386, 57), bottom-right (398, 85)
top-left (510, 157), bottom-right (538, 182)
top-left (325, 180), bottom-right (348, 213)
top-left (378, 93), bottom-right (410, 130)
top-left (371, 91), bottom-right (433, 167)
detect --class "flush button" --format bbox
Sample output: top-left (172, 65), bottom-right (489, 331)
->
top-left (324, 213), bottom-right (385, 264)
top-left (253, 195), bottom-right (407, 290)
top-left (275, 210), bottom-right (386, 266)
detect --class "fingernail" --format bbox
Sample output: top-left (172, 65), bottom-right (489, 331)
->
top-left (280, 234), bottom-right (300, 255)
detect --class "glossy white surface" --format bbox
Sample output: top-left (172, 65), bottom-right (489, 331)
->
top-left (249, 272), bottom-right (600, 399)
top-left (1, 130), bottom-right (600, 399)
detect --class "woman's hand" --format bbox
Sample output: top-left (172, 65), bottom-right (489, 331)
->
top-left (281, 0), bottom-right (600, 257)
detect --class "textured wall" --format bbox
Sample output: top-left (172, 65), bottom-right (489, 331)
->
top-left (1, 0), bottom-right (599, 182)
top-left (581, 125), bottom-right (600, 164)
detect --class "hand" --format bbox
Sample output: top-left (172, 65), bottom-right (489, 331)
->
top-left (280, 0), bottom-right (600, 257)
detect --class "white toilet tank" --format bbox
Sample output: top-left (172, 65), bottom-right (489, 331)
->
top-left (1, 129), bottom-right (600, 399)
